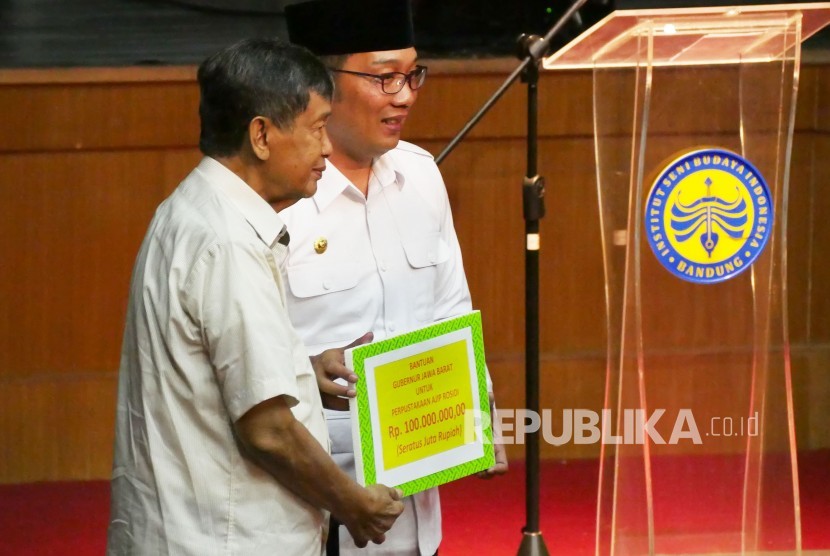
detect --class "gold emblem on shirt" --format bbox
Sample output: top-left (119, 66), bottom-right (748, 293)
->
top-left (313, 237), bottom-right (328, 254)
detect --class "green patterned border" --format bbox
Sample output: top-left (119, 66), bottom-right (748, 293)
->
top-left (350, 311), bottom-right (494, 496)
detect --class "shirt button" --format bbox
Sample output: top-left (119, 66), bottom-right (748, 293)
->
top-left (388, 322), bottom-right (396, 332)
top-left (428, 251), bottom-right (436, 264)
top-left (322, 280), bottom-right (331, 290)
top-left (379, 261), bottom-right (387, 272)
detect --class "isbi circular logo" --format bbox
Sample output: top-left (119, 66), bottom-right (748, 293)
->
top-left (645, 148), bottom-right (773, 284)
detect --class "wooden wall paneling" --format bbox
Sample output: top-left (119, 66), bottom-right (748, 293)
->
top-left (54, 374), bottom-right (118, 480)
top-left (648, 66), bottom-right (741, 135)
top-left (0, 62), bottom-right (828, 483)
top-left (536, 71), bottom-right (595, 139)
top-left (816, 63), bottom-right (830, 132)
top-left (406, 73), bottom-right (528, 141)
top-left (0, 81), bottom-right (199, 153)
top-left (0, 375), bottom-right (116, 482)
top-left (537, 357), bottom-right (607, 460)
top-left (0, 149), bottom-right (201, 377)
top-left (576, 64), bottom-right (814, 140)
top-left (536, 136), bottom-right (605, 356)
top-left (790, 130), bottom-right (830, 452)
top-left (791, 347), bottom-right (830, 451)
top-left (788, 134), bottom-right (818, 344)
top-left (797, 64), bottom-right (820, 132)
top-left (415, 138), bottom-right (527, 360)
top-left (0, 146), bottom-right (200, 483)
top-left (412, 63), bottom-right (830, 463)
top-left (407, 69), bottom-right (595, 142)
top-left (484, 360), bottom-right (525, 462)
top-left (790, 66), bottom-right (830, 450)
top-left (489, 357), bottom-right (607, 462)
top-left (808, 133), bottom-right (830, 342)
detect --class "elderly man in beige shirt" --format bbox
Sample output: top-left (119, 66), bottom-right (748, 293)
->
top-left (107, 38), bottom-right (403, 556)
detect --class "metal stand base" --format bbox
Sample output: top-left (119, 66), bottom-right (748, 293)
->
top-left (517, 530), bottom-right (550, 556)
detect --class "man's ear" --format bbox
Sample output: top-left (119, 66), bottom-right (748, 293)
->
top-left (248, 116), bottom-right (270, 162)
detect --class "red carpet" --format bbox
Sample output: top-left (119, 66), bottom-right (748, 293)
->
top-left (441, 458), bottom-right (599, 555)
top-left (442, 450), bottom-right (830, 554)
top-left (1, 451), bottom-right (828, 555)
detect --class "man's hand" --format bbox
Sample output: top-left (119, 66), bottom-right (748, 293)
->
top-left (309, 332), bottom-right (373, 410)
top-left (477, 440), bottom-right (508, 479)
top-left (477, 401), bottom-right (508, 479)
top-left (235, 396), bottom-right (402, 549)
top-left (339, 484), bottom-right (404, 548)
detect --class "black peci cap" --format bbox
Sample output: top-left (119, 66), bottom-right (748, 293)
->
top-left (285, 0), bottom-right (415, 56)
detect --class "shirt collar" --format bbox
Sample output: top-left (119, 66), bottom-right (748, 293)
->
top-left (372, 153), bottom-right (403, 191)
top-left (311, 154), bottom-right (405, 213)
top-left (196, 157), bottom-right (287, 248)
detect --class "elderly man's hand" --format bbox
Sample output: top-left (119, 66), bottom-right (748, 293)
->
top-left (309, 332), bottom-right (373, 410)
top-left (341, 484), bottom-right (405, 547)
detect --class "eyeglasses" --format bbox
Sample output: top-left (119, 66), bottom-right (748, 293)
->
top-left (329, 65), bottom-right (428, 95)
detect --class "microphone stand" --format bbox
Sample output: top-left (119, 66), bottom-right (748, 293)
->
top-left (435, 1), bottom-right (589, 554)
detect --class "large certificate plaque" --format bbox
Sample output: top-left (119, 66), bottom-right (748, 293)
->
top-left (346, 311), bottom-right (494, 495)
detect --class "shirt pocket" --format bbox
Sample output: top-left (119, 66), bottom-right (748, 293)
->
top-left (286, 261), bottom-right (362, 298)
top-left (401, 233), bottom-right (451, 322)
top-left (285, 261), bottom-right (370, 348)
top-left (401, 232), bottom-right (450, 269)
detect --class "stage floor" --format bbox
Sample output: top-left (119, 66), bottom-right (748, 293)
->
top-left (1, 452), bottom-right (828, 555)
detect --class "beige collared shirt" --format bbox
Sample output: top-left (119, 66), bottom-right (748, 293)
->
top-left (108, 157), bottom-right (328, 556)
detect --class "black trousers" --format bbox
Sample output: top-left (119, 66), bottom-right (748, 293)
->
top-left (325, 517), bottom-right (438, 556)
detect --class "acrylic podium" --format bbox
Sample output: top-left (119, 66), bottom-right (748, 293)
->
top-left (543, 4), bottom-right (830, 555)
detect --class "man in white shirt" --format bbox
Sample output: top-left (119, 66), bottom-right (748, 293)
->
top-left (107, 38), bottom-right (404, 556)
top-left (283, 2), bottom-right (508, 554)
